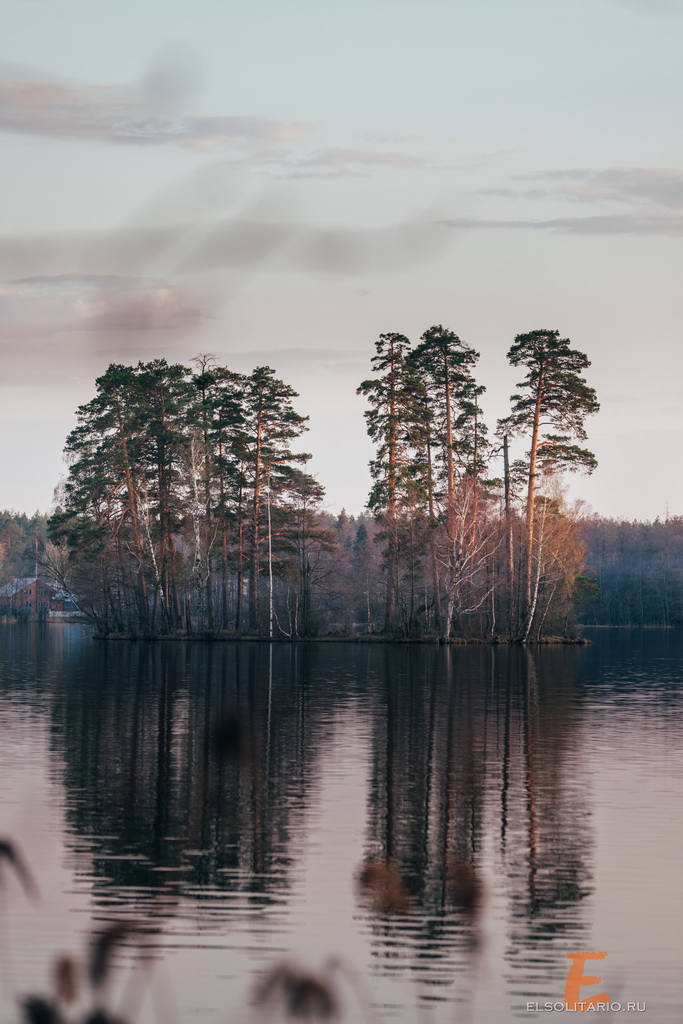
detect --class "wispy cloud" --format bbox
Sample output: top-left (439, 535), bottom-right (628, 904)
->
top-left (0, 274), bottom-right (205, 340)
top-left (0, 62), bottom-right (445, 175)
top-left (488, 167), bottom-right (683, 208)
top-left (0, 215), bottom-right (451, 280)
top-left (441, 213), bottom-right (683, 236)
top-left (361, 131), bottom-right (423, 146)
top-left (609, 0), bottom-right (682, 13)
top-left (287, 146), bottom-right (430, 178)
top-left (0, 56), bottom-right (315, 150)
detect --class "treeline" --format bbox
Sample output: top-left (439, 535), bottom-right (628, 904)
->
top-left (42, 325), bottom-right (604, 641)
top-left (0, 511), bottom-right (48, 584)
top-left (47, 358), bottom-right (336, 636)
top-left (579, 516), bottom-right (683, 627)
top-left (353, 326), bottom-right (598, 641)
top-left (8, 508), bottom-right (679, 632)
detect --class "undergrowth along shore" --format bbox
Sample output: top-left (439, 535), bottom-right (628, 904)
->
top-left (93, 632), bottom-right (591, 644)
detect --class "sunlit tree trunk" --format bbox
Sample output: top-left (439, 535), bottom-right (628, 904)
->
top-left (503, 433), bottom-right (515, 636)
top-left (525, 364), bottom-right (545, 614)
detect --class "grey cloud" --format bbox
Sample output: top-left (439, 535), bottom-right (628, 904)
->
top-left (498, 167), bottom-right (683, 208)
top-left (517, 168), bottom-right (591, 179)
top-left (292, 146), bottom-right (429, 176)
top-left (0, 274), bottom-right (205, 340)
top-left (483, 187), bottom-right (557, 200)
top-left (609, 0), bottom-right (681, 12)
top-left (441, 213), bottom-right (683, 235)
top-left (165, 214), bottom-right (451, 275)
top-left (291, 220), bottom-right (448, 273)
top-left (0, 215), bottom-right (452, 280)
top-left (0, 60), bottom-right (315, 149)
top-left (0, 226), bottom-right (182, 279)
top-left (169, 216), bottom-right (451, 275)
top-left (361, 131), bottom-right (422, 146)
top-left (137, 47), bottom-right (203, 115)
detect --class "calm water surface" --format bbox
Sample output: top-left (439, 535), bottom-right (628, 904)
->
top-left (0, 624), bottom-right (681, 1022)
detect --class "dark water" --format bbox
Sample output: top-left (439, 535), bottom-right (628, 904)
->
top-left (0, 624), bottom-right (681, 1023)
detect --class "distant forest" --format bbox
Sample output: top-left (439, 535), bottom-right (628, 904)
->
top-left (579, 516), bottom-right (683, 628)
top-left (0, 326), bottom-right (680, 638)
top-left (1, 510), bottom-right (682, 631)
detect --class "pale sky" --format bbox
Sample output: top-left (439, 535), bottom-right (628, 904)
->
top-left (1, 0), bottom-right (682, 519)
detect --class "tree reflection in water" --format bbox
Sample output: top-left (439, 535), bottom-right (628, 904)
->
top-left (0, 626), bottom-right (608, 1020)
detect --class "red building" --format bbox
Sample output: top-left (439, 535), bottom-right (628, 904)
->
top-left (0, 577), bottom-right (57, 614)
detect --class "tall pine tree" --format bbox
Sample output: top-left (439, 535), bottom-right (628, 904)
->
top-left (410, 325), bottom-right (488, 638)
top-left (502, 329), bottom-right (599, 635)
top-left (357, 333), bottom-right (427, 634)
top-left (241, 367), bottom-right (311, 633)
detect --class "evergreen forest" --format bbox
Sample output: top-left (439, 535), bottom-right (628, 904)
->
top-left (0, 327), bottom-right (675, 638)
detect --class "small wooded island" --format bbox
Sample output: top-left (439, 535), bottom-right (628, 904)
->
top-left (37, 325), bottom-right (607, 643)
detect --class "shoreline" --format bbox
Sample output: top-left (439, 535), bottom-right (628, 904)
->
top-left (91, 632), bottom-right (591, 645)
top-left (578, 623), bottom-right (676, 630)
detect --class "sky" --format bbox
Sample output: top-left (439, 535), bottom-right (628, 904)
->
top-left (1, 0), bottom-right (682, 520)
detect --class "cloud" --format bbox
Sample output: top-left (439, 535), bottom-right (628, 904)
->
top-left (0, 274), bottom-right (205, 340)
top-left (0, 61), bottom-right (439, 174)
top-left (289, 146), bottom-right (429, 178)
top-left (609, 0), bottom-right (681, 13)
top-left (489, 167), bottom-right (683, 209)
top-left (361, 131), bottom-right (422, 146)
top-left (0, 215), bottom-right (452, 281)
top-left (441, 213), bottom-right (683, 236)
top-left (154, 214), bottom-right (450, 276)
top-left (0, 57), bottom-right (315, 150)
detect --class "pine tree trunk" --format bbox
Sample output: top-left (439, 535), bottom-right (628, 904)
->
top-left (426, 439), bottom-right (442, 631)
top-left (503, 434), bottom-right (515, 637)
top-left (525, 368), bottom-right (544, 620)
top-left (266, 467), bottom-right (273, 640)
top-left (202, 388), bottom-right (215, 631)
top-left (249, 413), bottom-right (263, 633)
top-left (235, 514), bottom-right (244, 633)
top-left (384, 346), bottom-right (398, 635)
top-left (114, 404), bottom-right (148, 629)
top-left (443, 351), bottom-right (455, 537)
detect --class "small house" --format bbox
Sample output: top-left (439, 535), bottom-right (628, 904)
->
top-left (0, 577), bottom-right (57, 615)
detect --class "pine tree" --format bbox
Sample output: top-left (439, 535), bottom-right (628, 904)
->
top-left (241, 367), bottom-right (311, 634)
top-left (133, 360), bottom-right (193, 630)
top-left (410, 325), bottom-right (488, 638)
top-left (410, 327), bottom-right (483, 503)
top-left (278, 467), bottom-right (336, 636)
top-left (357, 333), bottom-right (426, 635)
top-left (51, 363), bottom-right (155, 630)
top-left (190, 361), bottom-right (246, 628)
top-left (502, 329), bottom-right (599, 635)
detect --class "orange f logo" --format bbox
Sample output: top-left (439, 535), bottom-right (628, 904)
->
top-left (564, 952), bottom-right (610, 1011)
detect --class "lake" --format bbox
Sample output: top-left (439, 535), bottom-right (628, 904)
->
top-left (0, 624), bottom-right (681, 1022)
